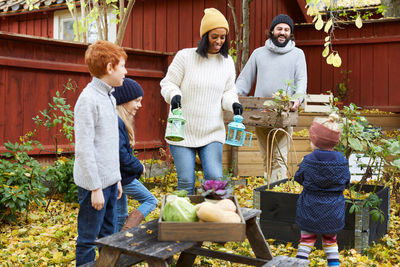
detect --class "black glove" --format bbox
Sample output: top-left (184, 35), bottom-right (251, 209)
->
top-left (232, 102), bottom-right (243, 115)
top-left (170, 95), bottom-right (181, 111)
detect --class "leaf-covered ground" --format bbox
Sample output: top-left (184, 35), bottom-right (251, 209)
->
top-left (1, 174), bottom-right (399, 266)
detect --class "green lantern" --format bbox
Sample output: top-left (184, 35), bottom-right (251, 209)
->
top-left (165, 108), bottom-right (186, 142)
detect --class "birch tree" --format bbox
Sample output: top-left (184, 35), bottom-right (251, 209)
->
top-left (65, 0), bottom-right (136, 45)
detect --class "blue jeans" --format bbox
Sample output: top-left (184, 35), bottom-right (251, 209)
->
top-left (114, 179), bottom-right (158, 232)
top-left (169, 142), bottom-right (223, 195)
top-left (75, 183), bottom-right (117, 266)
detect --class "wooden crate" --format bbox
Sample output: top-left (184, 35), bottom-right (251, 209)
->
top-left (223, 96), bottom-right (298, 128)
top-left (223, 136), bottom-right (312, 177)
top-left (304, 94), bottom-right (333, 113)
top-left (253, 180), bottom-right (390, 252)
top-left (158, 195), bottom-right (246, 242)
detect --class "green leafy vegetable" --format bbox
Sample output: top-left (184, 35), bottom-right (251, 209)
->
top-left (162, 196), bottom-right (198, 222)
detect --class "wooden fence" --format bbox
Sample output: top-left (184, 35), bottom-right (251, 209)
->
top-left (0, 32), bottom-right (170, 160)
top-left (2, 1), bottom-right (399, 111)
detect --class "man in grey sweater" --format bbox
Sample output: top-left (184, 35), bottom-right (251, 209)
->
top-left (236, 14), bottom-right (307, 184)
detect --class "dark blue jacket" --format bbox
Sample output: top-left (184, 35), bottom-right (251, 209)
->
top-left (118, 117), bottom-right (144, 186)
top-left (294, 149), bottom-right (350, 234)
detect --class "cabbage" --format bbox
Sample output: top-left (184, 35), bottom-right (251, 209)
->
top-left (172, 189), bottom-right (188, 197)
top-left (162, 196), bottom-right (198, 222)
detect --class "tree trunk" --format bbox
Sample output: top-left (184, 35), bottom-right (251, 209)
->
top-left (227, 0), bottom-right (242, 74)
top-left (102, 0), bottom-right (108, 41)
top-left (80, 0), bottom-right (87, 43)
top-left (115, 0), bottom-right (136, 46)
top-left (241, 0), bottom-right (253, 70)
top-left (93, 0), bottom-right (103, 40)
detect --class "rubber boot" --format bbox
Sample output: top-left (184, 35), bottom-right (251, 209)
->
top-left (121, 209), bottom-right (144, 231)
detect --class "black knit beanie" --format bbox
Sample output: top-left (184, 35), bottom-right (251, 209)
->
top-left (113, 78), bottom-right (144, 105)
top-left (270, 14), bottom-right (294, 33)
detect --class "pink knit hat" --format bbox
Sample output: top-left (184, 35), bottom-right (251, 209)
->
top-left (309, 121), bottom-right (340, 150)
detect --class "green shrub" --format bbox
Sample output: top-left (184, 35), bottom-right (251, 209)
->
top-left (46, 156), bottom-right (77, 203)
top-left (0, 141), bottom-right (49, 222)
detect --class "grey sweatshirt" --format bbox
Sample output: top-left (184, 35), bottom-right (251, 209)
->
top-left (236, 39), bottom-right (307, 99)
top-left (73, 77), bottom-right (121, 191)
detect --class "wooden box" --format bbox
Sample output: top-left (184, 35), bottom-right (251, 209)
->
top-left (223, 96), bottom-right (298, 128)
top-left (158, 195), bottom-right (246, 242)
top-left (253, 179), bottom-right (390, 252)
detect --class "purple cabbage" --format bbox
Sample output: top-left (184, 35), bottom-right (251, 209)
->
top-left (200, 179), bottom-right (232, 199)
top-left (201, 180), bottom-right (228, 191)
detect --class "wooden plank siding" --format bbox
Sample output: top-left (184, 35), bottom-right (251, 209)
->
top-left (0, 32), bottom-right (170, 160)
top-left (1, 2), bottom-right (399, 112)
top-left (0, 12), bottom-right (53, 38)
top-left (122, 0), bottom-right (307, 54)
top-left (295, 19), bottom-right (400, 112)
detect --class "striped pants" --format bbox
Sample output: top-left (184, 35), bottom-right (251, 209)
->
top-left (296, 230), bottom-right (340, 266)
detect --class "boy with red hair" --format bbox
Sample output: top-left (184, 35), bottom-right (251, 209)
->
top-left (74, 40), bottom-right (127, 266)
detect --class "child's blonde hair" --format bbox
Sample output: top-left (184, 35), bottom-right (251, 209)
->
top-left (117, 105), bottom-right (135, 147)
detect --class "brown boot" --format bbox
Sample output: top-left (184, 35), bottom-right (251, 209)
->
top-left (121, 209), bottom-right (144, 231)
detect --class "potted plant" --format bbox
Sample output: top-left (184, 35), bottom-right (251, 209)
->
top-left (253, 103), bottom-right (398, 252)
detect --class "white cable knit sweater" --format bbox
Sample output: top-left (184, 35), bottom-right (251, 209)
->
top-left (161, 48), bottom-right (239, 147)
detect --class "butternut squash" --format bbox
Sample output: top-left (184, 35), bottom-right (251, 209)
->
top-left (196, 201), bottom-right (241, 223)
top-left (220, 211), bottom-right (241, 223)
top-left (215, 199), bottom-right (236, 212)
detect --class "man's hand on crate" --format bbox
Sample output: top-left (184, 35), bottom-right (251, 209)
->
top-left (290, 99), bottom-right (300, 111)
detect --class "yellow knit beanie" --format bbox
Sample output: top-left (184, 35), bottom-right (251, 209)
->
top-left (199, 8), bottom-right (229, 38)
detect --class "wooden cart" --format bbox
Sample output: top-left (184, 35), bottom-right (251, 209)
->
top-left (223, 96), bottom-right (299, 177)
top-left (223, 96), bottom-right (298, 128)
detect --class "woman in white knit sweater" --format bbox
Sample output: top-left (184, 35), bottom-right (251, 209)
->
top-left (160, 8), bottom-right (242, 194)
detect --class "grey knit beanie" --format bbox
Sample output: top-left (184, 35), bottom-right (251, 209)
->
top-left (113, 78), bottom-right (144, 105)
top-left (270, 14), bottom-right (294, 33)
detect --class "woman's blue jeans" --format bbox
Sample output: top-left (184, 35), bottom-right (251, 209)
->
top-left (75, 183), bottom-right (117, 266)
top-left (169, 141), bottom-right (223, 195)
top-left (114, 179), bottom-right (158, 232)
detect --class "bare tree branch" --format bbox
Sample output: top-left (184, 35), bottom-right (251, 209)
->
top-left (241, 0), bottom-right (253, 70)
top-left (93, 0), bottom-right (103, 40)
top-left (102, 0), bottom-right (108, 40)
top-left (80, 0), bottom-right (87, 42)
top-left (116, 0), bottom-right (136, 46)
top-left (227, 0), bottom-right (242, 73)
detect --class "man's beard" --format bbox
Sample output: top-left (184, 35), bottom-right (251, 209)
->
top-left (270, 34), bottom-right (290, 47)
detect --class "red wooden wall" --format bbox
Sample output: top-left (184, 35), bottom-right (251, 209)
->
top-left (0, 11), bottom-right (53, 37)
top-left (0, 0), bottom-right (308, 52)
top-left (122, 0), bottom-right (307, 53)
top-left (295, 19), bottom-right (400, 112)
top-left (0, 32), bottom-right (170, 159)
top-left (0, 1), bottom-right (399, 160)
